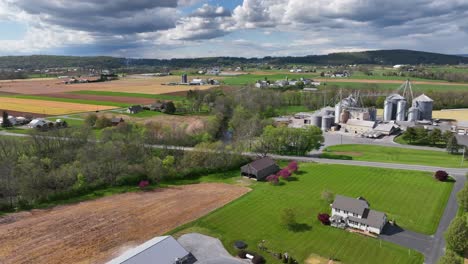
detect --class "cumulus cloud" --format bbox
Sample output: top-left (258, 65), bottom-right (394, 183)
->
top-left (191, 4), bottom-right (231, 18)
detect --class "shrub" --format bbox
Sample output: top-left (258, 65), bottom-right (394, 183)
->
top-left (437, 250), bottom-right (463, 264)
top-left (138, 180), bottom-right (150, 190)
top-left (445, 216), bottom-right (468, 255)
top-left (266, 174), bottom-right (279, 185)
top-left (435, 170), bottom-right (449, 181)
top-left (321, 190), bottom-right (335, 204)
top-left (457, 183), bottom-right (468, 213)
top-left (281, 208), bottom-right (296, 229)
top-left (278, 168), bottom-right (292, 180)
top-left (287, 161), bottom-right (298, 173)
top-left (318, 213), bottom-right (331, 225)
top-left (252, 255), bottom-right (266, 264)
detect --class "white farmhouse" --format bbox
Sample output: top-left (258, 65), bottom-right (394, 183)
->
top-left (28, 118), bottom-right (48, 128)
top-left (330, 195), bottom-right (387, 234)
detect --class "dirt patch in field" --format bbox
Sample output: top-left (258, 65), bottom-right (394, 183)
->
top-left (42, 93), bottom-right (156, 104)
top-left (0, 183), bottom-right (250, 264)
top-left (305, 254), bottom-right (342, 264)
top-left (0, 109), bottom-right (48, 117)
top-left (0, 76), bottom-right (218, 95)
top-left (333, 151), bottom-right (363, 157)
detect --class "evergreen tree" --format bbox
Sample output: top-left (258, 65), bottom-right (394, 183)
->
top-left (1, 111), bottom-right (12, 128)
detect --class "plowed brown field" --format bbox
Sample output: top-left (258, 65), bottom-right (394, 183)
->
top-left (0, 183), bottom-right (250, 264)
top-left (0, 76), bottom-right (217, 95)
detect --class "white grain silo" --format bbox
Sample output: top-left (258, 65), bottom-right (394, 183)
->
top-left (334, 103), bottom-right (341, 124)
top-left (412, 94), bottom-right (433, 120)
top-left (407, 107), bottom-right (419, 122)
top-left (383, 99), bottom-right (393, 121)
top-left (396, 100), bottom-right (407, 121)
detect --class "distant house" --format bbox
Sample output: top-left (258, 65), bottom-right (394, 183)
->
top-left (106, 236), bottom-right (197, 264)
top-left (111, 117), bottom-right (125, 126)
top-left (127, 105), bottom-right (143, 114)
top-left (330, 195), bottom-right (387, 234)
top-left (150, 102), bottom-right (166, 111)
top-left (241, 157), bottom-right (280, 181)
top-left (27, 118), bottom-right (48, 128)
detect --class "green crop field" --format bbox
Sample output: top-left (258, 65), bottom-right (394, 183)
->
top-left (172, 163), bottom-right (453, 264)
top-left (71, 90), bottom-right (185, 101)
top-left (322, 144), bottom-right (468, 168)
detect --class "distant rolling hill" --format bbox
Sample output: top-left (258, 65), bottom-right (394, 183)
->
top-left (1, 50), bottom-right (467, 69)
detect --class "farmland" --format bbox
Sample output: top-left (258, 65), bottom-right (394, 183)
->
top-left (322, 144), bottom-right (468, 168)
top-left (0, 97), bottom-right (117, 115)
top-left (0, 183), bottom-right (250, 264)
top-left (0, 75), bottom-right (217, 95)
top-left (172, 163), bottom-right (453, 264)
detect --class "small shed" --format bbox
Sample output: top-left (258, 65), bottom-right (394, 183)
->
top-left (111, 117), bottom-right (125, 126)
top-left (241, 157), bottom-right (280, 181)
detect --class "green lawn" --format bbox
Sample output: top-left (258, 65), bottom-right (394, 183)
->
top-left (2, 94), bottom-right (130, 107)
top-left (71, 90), bottom-right (185, 101)
top-left (129, 110), bottom-right (164, 118)
top-left (322, 144), bottom-right (467, 168)
top-left (171, 163), bottom-right (453, 264)
top-left (393, 135), bottom-right (446, 149)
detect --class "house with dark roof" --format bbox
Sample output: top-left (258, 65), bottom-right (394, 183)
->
top-left (106, 236), bottom-right (196, 264)
top-left (111, 117), bottom-right (125, 126)
top-left (127, 105), bottom-right (143, 114)
top-left (240, 157), bottom-right (280, 181)
top-left (330, 195), bottom-right (387, 234)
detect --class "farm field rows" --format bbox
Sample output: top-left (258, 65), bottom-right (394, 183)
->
top-left (323, 144), bottom-right (468, 168)
top-left (0, 76), bottom-right (217, 95)
top-left (0, 183), bottom-right (250, 264)
top-left (173, 163), bottom-right (452, 264)
top-left (71, 90), bottom-right (185, 101)
top-left (0, 97), bottom-right (117, 115)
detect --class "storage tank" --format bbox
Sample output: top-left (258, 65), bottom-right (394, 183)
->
top-left (321, 115), bottom-right (334, 131)
top-left (383, 100), bottom-right (393, 121)
top-left (369, 108), bottom-right (377, 121)
top-left (407, 107), bottom-right (419, 122)
top-left (396, 100), bottom-right (407, 121)
top-left (311, 115), bottom-right (322, 127)
top-left (340, 110), bottom-right (350, 124)
top-left (334, 103), bottom-right (341, 124)
top-left (413, 94), bottom-right (433, 120)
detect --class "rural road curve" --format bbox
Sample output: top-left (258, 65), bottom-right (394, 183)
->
top-left (1, 133), bottom-right (466, 264)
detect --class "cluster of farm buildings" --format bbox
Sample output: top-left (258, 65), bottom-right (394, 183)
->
top-left (275, 83), bottom-right (468, 139)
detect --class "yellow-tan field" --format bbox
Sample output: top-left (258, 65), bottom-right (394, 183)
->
top-left (377, 108), bottom-right (468, 121)
top-left (0, 75), bottom-right (219, 95)
top-left (0, 97), bottom-right (117, 115)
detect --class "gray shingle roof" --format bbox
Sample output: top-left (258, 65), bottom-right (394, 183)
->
top-left (245, 157), bottom-right (277, 171)
top-left (332, 195), bottom-right (369, 216)
top-left (348, 210), bottom-right (386, 229)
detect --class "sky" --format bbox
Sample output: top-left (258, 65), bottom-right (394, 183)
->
top-left (0, 0), bottom-right (467, 59)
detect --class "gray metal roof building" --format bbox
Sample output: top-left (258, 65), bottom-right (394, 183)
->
top-left (107, 236), bottom-right (196, 264)
top-left (332, 195), bottom-right (370, 216)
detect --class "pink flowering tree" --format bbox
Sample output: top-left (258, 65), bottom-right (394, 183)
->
top-left (278, 168), bottom-right (292, 180)
top-left (138, 180), bottom-right (150, 190)
top-left (287, 161), bottom-right (299, 173)
top-left (266, 174), bottom-right (279, 185)
top-left (317, 213), bottom-right (331, 225)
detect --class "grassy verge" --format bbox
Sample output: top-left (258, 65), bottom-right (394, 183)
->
top-left (70, 90), bottom-right (185, 101)
top-left (170, 163), bottom-right (451, 264)
top-left (323, 144), bottom-right (468, 168)
top-left (394, 135), bottom-right (446, 149)
top-left (3, 94), bottom-right (130, 107)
